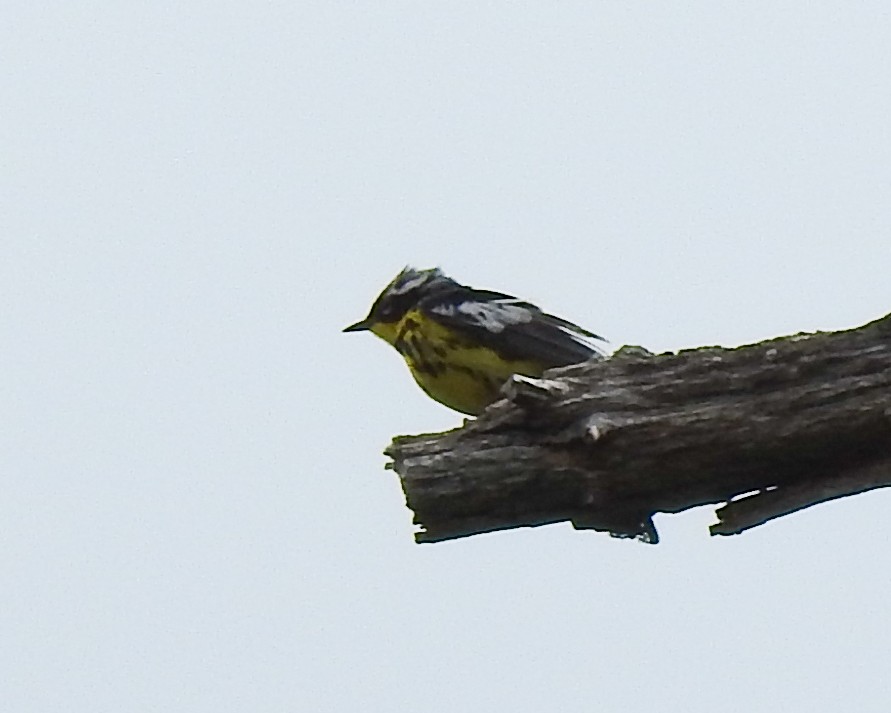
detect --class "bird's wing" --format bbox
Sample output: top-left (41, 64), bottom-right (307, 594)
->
top-left (422, 290), bottom-right (607, 367)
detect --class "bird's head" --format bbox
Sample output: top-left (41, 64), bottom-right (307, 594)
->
top-left (343, 266), bottom-right (449, 345)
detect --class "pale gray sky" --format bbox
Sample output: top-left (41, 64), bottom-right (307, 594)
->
top-left (3, 2), bottom-right (890, 711)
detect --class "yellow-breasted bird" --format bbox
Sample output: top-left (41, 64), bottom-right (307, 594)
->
top-left (343, 267), bottom-right (606, 415)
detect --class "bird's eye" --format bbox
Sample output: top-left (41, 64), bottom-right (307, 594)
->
top-left (376, 291), bottom-right (415, 323)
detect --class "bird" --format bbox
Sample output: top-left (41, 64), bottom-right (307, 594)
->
top-left (343, 267), bottom-right (606, 415)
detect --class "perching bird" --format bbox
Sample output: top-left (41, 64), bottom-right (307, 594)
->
top-left (343, 267), bottom-right (606, 415)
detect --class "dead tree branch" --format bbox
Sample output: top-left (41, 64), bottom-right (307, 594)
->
top-left (385, 312), bottom-right (891, 544)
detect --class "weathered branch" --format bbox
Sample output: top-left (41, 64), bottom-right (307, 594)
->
top-left (385, 312), bottom-right (891, 544)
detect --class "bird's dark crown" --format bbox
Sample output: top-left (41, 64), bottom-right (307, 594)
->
top-left (365, 266), bottom-right (455, 325)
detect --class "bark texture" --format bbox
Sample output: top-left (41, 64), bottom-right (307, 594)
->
top-left (385, 312), bottom-right (891, 544)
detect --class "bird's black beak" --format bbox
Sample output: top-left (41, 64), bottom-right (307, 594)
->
top-left (343, 318), bottom-right (373, 333)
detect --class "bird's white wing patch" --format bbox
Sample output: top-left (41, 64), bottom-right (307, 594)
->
top-left (455, 300), bottom-right (534, 333)
top-left (430, 303), bottom-right (456, 317)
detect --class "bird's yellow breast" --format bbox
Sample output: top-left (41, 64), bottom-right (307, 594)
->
top-left (371, 309), bottom-right (546, 415)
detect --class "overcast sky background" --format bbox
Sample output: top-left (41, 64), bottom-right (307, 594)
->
top-left (3, 2), bottom-right (891, 711)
